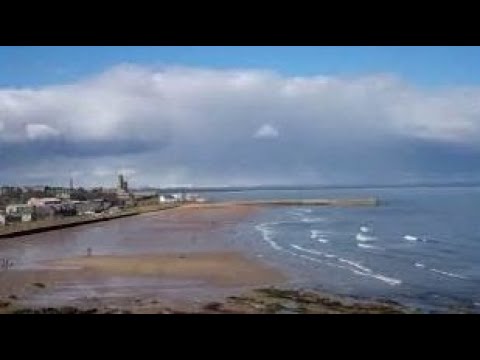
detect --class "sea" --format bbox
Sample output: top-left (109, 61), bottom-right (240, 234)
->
top-left (204, 186), bottom-right (480, 313)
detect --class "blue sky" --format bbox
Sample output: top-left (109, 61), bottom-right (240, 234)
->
top-left (2, 46), bottom-right (480, 88)
top-left (1, 46), bottom-right (480, 187)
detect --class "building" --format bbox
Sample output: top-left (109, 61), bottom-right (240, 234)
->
top-left (6, 204), bottom-right (33, 216)
top-left (1, 186), bottom-right (22, 196)
top-left (116, 174), bottom-right (133, 201)
top-left (45, 187), bottom-right (71, 200)
top-left (74, 199), bottom-right (110, 215)
top-left (27, 198), bottom-right (76, 217)
top-left (21, 213), bottom-right (34, 222)
top-left (159, 193), bottom-right (206, 204)
top-left (0, 211), bottom-right (6, 226)
top-left (132, 190), bottom-right (158, 200)
top-left (185, 193), bottom-right (206, 202)
top-left (117, 175), bottom-right (128, 192)
top-left (6, 204), bottom-right (34, 222)
top-left (28, 197), bottom-right (62, 207)
top-left (159, 194), bottom-right (177, 203)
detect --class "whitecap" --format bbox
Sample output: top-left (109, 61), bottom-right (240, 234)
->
top-left (289, 244), bottom-right (401, 286)
top-left (301, 217), bottom-right (326, 223)
top-left (356, 233), bottom-right (377, 242)
top-left (337, 257), bottom-right (372, 273)
top-left (290, 244), bottom-right (331, 258)
top-left (360, 226), bottom-right (370, 233)
top-left (357, 243), bottom-right (382, 250)
top-left (310, 230), bottom-right (329, 243)
top-left (289, 208), bottom-right (313, 217)
top-left (369, 273), bottom-right (402, 286)
top-left (255, 223), bottom-right (282, 251)
top-left (415, 262), bottom-right (426, 268)
top-left (403, 235), bottom-right (427, 242)
top-left (430, 268), bottom-right (467, 280)
top-left (326, 260), bottom-right (401, 286)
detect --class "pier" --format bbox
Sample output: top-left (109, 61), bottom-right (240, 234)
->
top-left (187, 197), bottom-right (380, 208)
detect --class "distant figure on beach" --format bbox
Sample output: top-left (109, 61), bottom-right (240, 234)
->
top-left (87, 248), bottom-right (92, 257)
top-left (1, 258), bottom-right (13, 270)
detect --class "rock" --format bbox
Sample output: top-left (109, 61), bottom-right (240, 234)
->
top-left (203, 302), bottom-right (223, 311)
top-left (32, 282), bottom-right (46, 288)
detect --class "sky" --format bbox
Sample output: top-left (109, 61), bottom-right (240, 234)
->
top-left (1, 46), bottom-right (480, 187)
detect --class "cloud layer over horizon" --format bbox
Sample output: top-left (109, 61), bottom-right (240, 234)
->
top-left (1, 64), bottom-right (480, 187)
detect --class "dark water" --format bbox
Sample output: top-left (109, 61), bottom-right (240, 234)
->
top-left (205, 187), bottom-right (480, 312)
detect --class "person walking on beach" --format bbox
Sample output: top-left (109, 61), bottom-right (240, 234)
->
top-left (87, 248), bottom-right (92, 257)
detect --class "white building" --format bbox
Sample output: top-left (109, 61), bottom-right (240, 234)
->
top-left (6, 204), bottom-right (33, 216)
top-left (27, 197), bottom-right (62, 207)
top-left (21, 213), bottom-right (33, 222)
top-left (159, 194), bottom-right (176, 203)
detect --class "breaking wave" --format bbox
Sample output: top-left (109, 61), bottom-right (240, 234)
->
top-left (255, 223), bottom-right (282, 251)
top-left (430, 268), bottom-right (467, 280)
top-left (310, 230), bottom-right (329, 243)
top-left (355, 233), bottom-right (377, 242)
top-left (300, 217), bottom-right (326, 223)
top-left (357, 243), bottom-right (382, 250)
top-left (289, 244), bottom-right (401, 286)
top-left (360, 226), bottom-right (371, 233)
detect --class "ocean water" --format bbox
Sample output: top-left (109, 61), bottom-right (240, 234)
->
top-left (207, 187), bottom-right (480, 313)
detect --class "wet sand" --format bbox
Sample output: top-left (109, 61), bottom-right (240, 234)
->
top-left (1, 203), bottom-right (284, 312)
top-left (47, 252), bottom-right (284, 286)
top-left (0, 203), bottom-right (417, 313)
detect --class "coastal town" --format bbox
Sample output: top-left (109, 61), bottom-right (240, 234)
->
top-left (0, 174), bottom-right (206, 233)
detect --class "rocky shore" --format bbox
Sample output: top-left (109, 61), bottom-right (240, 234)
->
top-left (2, 287), bottom-right (413, 314)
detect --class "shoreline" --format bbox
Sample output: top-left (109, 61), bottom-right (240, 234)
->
top-left (0, 200), bottom-right (456, 314)
top-left (3, 287), bottom-right (414, 314)
top-left (0, 197), bottom-right (377, 240)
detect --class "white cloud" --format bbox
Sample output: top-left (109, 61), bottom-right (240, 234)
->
top-left (254, 124), bottom-right (279, 139)
top-left (25, 123), bottom-right (61, 140)
top-left (2, 64), bottom-right (480, 186)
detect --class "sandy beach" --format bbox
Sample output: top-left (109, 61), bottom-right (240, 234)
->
top-left (0, 203), bottom-right (411, 314)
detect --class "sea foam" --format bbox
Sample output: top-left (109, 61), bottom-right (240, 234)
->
top-left (430, 268), bottom-right (467, 280)
top-left (357, 243), bottom-right (382, 250)
top-left (255, 223), bottom-right (282, 251)
top-left (360, 226), bottom-right (371, 233)
top-left (355, 233), bottom-right (377, 242)
top-left (310, 230), bottom-right (329, 243)
top-left (289, 244), bottom-right (401, 286)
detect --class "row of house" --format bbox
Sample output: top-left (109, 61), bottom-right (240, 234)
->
top-left (158, 193), bottom-right (206, 204)
top-left (1, 197), bottom-right (115, 225)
